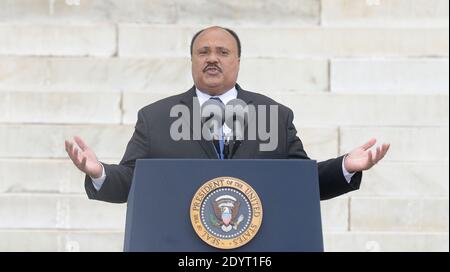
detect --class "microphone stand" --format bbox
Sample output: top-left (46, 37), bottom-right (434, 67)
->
top-left (223, 135), bottom-right (241, 159)
top-left (223, 135), bottom-right (231, 159)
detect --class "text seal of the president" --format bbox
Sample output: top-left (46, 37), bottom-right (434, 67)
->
top-left (190, 176), bottom-right (263, 249)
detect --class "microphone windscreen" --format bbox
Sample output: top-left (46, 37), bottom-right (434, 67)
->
top-left (224, 98), bottom-right (247, 129)
top-left (201, 99), bottom-right (225, 125)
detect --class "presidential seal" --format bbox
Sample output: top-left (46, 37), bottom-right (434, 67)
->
top-left (190, 176), bottom-right (263, 249)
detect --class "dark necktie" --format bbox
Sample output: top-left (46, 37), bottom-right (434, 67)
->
top-left (208, 97), bottom-right (225, 159)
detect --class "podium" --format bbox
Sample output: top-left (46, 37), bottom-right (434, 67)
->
top-left (124, 159), bottom-right (323, 252)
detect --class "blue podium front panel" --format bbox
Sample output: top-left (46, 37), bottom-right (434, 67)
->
top-left (124, 159), bottom-right (323, 252)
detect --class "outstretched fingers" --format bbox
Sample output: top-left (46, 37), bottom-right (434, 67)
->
top-left (80, 155), bottom-right (87, 169)
top-left (347, 141), bottom-right (390, 172)
top-left (73, 146), bottom-right (79, 162)
top-left (378, 143), bottom-right (390, 161)
top-left (383, 143), bottom-right (390, 154)
top-left (367, 150), bottom-right (374, 167)
top-left (65, 137), bottom-right (100, 176)
top-left (374, 146), bottom-right (381, 164)
top-left (372, 143), bottom-right (390, 165)
top-left (65, 140), bottom-right (82, 167)
top-left (361, 138), bottom-right (377, 151)
top-left (74, 136), bottom-right (88, 151)
top-left (65, 140), bottom-right (75, 159)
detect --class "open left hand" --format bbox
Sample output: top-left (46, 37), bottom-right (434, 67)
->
top-left (64, 136), bottom-right (103, 178)
top-left (344, 138), bottom-right (390, 173)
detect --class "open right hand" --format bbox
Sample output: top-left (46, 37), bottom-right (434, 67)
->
top-left (65, 136), bottom-right (103, 178)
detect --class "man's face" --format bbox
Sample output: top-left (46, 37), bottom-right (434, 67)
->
top-left (191, 27), bottom-right (240, 96)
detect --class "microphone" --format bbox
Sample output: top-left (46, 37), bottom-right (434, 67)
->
top-left (224, 98), bottom-right (247, 140)
top-left (224, 99), bottom-right (248, 158)
top-left (223, 138), bottom-right (230, 159)
top-left (230, 139), bottom-right (241, 159)
top-left (201, 98), bottom-right (229, 159)
top-left (201, 98), bottom-right (225, 141)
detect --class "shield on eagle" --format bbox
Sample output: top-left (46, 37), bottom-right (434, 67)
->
top-left (211, 195), bottom-right (244, 232)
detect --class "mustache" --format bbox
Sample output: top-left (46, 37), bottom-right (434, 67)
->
top-left (203, 64), bottom-right (222, 73)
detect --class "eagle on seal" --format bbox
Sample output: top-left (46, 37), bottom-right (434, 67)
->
top-left (211, 195), bottom-right (244, 232)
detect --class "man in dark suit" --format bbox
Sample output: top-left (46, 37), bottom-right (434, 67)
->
top-left (65, 26), bottom-right (389, 203)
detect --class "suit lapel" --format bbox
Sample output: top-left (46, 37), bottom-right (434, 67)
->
top-left (179, 86), bottom-right (218, 159)
top-left (233, 84), bottom-right (257, 158)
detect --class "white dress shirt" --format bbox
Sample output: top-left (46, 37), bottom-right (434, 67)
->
top-left (91, 87), bottom-right (354, 190)
top-left (196, 86), bottom-right (237, 136)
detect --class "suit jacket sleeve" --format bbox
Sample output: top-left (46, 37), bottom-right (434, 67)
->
top-left (84, 109), bottom-right (150, 203)
top-left (286, 108), bottom-right (362, 200)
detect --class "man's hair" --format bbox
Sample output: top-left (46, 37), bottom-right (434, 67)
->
top-left (190, 27), bottom-right (241, 57)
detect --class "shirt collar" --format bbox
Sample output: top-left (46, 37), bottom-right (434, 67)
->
top-left (195, 86), bottom-right (237, 107)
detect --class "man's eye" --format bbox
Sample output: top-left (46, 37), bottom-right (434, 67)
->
top-left (221, 51), bottom-right (229, 55)
top-left (198, 51), bottom-right (207, 55)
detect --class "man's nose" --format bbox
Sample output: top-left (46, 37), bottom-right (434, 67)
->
top-left (205, 52), bottom-right (219, 63)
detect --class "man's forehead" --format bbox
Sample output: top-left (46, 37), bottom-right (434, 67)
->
top-left (194, 28), bottom-right (236, 46)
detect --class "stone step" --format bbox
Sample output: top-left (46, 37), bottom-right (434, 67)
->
top-left (0, 23), bottom-right (116, 56)
top-left (0, 57), bottom-right (327, 93)
top-left (0, 0), bottom-right (319, 25)
top-left (0, 159), bottom-right (85, 194)
top-left (0, 57), bottom-right (192, 93)
top-left (1, 23), bottom-right (447, 57)
top-left (0, 124), bottom-right (133, 159)
top-left (254, 93), bottom-right (448, 127)
top-left (0, 192), bottom-right (348, 232)
top-left (320, 196), bottom-right (349, 232)
top-left (235, 27), bottom-right (448, 58)
top-left (298, 127), bottom-right (339, 161)
top-left (123, 92), bottom-right (449, 126)
top-left (322, 0), bottom-right (449, 27)
top-left (1, 91), bottom-right (447, 127)
top-left (1, 0), bottom-right (446, 27)
top-left (0, 125), bottom-right (338, 160)
top-left (0, 230), bottom-right (124, 251)
top-left (0, 159), bottom-right (118, 194)
top-left (340, 127), bottom-right (449, 162)
top-left (0, 193), bottom-right (443, 241)
top-left (1, 57), bottom-right (447, 94)
top-left (1, 126), bottom-right (448, 162)
top-left (0, 194), bottom-right (126, 230)
top-left (331, 58), bottom-right (449, 93)
top-left (324, 231), bottom-right (449, 252)
top-left (1, 159), bottom-right (447, 197)
top-left (350, 197), bottom-right (449, 232)
top-left (350, 161), bottom-right (449, 197)
top-left (119, 24), bottom-right (449, 57)
top-left (0, 229), bottom-right (447, 251)
top-left (0, 92), bottom-right (121, 124)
